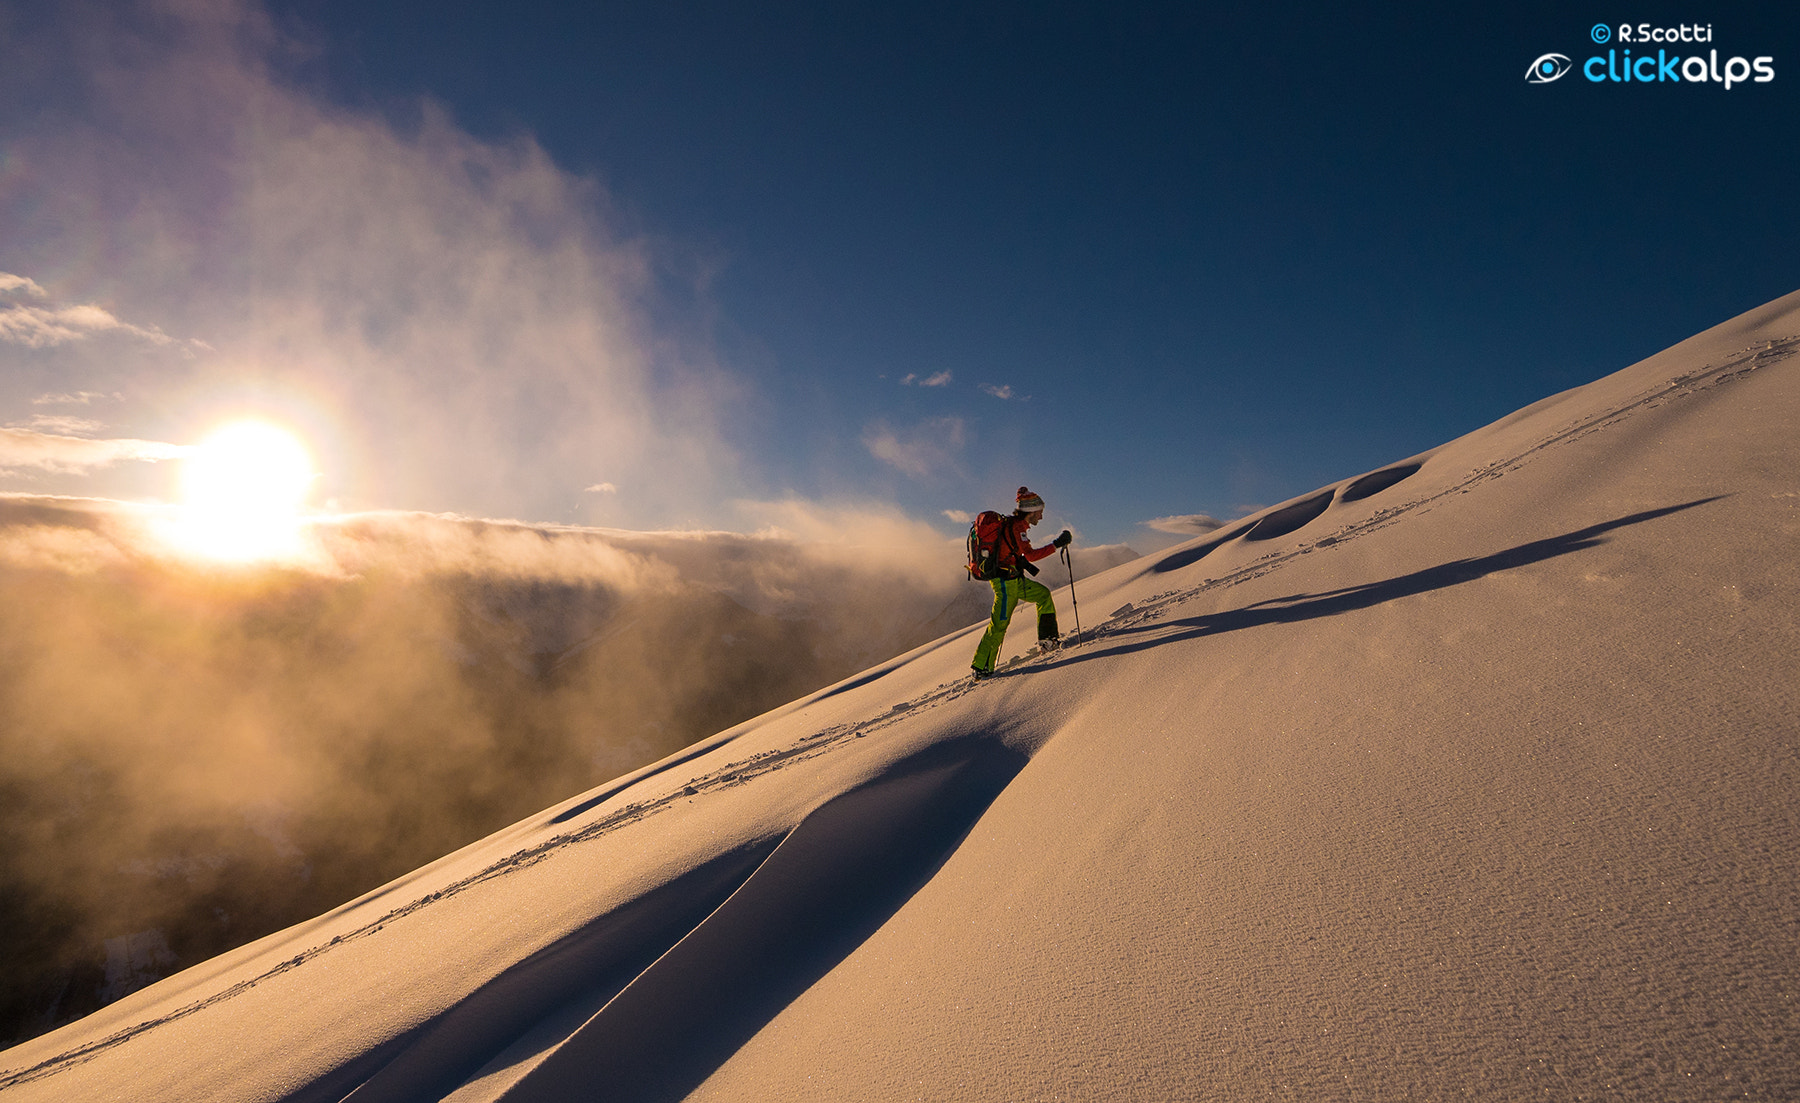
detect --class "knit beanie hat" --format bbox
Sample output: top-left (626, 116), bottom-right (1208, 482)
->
top-left (1015, 487), bottom-right (1045, 513)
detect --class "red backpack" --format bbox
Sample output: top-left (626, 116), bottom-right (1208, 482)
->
top-left (966, 511), bottom-right (1025, 580)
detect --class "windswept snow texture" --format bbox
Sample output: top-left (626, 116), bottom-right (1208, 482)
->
top-left (6, 291), bottom-right (1800, 1100)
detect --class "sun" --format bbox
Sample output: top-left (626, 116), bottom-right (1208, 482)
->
top-left (173, 420), bottom-right (318, 562)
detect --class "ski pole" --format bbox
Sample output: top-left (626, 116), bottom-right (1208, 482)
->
top-left (1061, 545), bottom-right (1082, 644)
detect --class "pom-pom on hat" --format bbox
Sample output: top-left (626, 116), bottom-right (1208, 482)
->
top-left (1015, 487), bottom-right (1045, 513)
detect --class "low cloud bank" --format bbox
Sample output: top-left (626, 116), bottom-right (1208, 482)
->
top-left (0, 497), bottom-right (1008, 1045)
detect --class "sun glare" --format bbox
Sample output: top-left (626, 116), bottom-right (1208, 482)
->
top-left (173, 420), bottom-right (317, 562)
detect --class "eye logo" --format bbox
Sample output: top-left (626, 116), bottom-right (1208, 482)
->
top-left (1526, 53), bottom-right (1573, 82)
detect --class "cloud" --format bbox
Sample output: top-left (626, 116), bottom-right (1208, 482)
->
top-left (316, 511), bottom-right (681, 585)
top-left (942, 509), bottom-right (973, 524)
top-left (901, 371), bottom-right (953, 387)
top-left (0, 1), bottom-right (735, 526)
top-left (1, 273), bottom-right (188, 350)
top-left (10, 415), bottom-right (108, 435)
top-left (0, 428), bottom-right (186, 473)
top-left (584, 482), bottom-right (618, 495)
top-left (34, 392), bottom-right (124, 406)
top-left (0, 298), bottom-right (178, 350)
top-left (0, 494), bottom-right (972, 608)
top-left (862, 417), bottom-right (965, 479)
top-left (980, 383), bottom-right (1015, 399)
top-left (0, 273), bottom-right (48, 298)
top-left (733, 497), bottom-right (964, 589)
top-left (1144, 513), bottom-right (1227, 535)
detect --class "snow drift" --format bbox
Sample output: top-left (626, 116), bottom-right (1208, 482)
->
top-left (4, 290), bottom-right (1798, 1100)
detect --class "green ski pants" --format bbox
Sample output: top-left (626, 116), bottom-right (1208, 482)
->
top-left (971, 576), bottom-right (1059, 673)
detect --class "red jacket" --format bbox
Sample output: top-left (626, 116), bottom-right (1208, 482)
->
top-left (997, 515), bottom-right (1058, 576)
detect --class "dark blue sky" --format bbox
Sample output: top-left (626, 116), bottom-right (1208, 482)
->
top-left (81, 1), bottom-right (1800, 541)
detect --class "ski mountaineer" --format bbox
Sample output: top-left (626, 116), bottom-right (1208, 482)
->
top-left (970, 487), bottom-right (1072, 680)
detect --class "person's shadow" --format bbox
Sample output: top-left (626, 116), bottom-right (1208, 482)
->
top-left (1053, 497), bottom-right (1724, 666)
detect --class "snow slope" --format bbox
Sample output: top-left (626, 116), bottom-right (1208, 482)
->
top-left (4, 291), bottom-right (1798, 1100)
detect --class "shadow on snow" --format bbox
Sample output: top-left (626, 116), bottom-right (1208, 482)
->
top-left (1059, 498), bottom-right (1723, 667)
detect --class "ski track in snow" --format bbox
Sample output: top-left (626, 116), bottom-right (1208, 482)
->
top-left (1068, 335), bottom-right (1797, 649)
top-left (3, 334), bottom-right (1793, 1094)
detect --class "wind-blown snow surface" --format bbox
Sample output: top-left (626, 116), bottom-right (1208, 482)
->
top-left (6, 292), bottom-right (1800, 1100)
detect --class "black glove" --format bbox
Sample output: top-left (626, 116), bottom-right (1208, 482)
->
top-left (1052, 529), bottom-right (1072, 548)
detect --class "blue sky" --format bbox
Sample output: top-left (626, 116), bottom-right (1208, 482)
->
top-left (3, 1), bottom-right (1797, 547)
